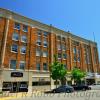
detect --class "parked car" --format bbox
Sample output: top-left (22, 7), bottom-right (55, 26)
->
top-left (72, 84), bottom-right (91, 91)
top-left (89, 83), bottom-right (100, 90)
top-left (50, 85), bottom-right (74, 93)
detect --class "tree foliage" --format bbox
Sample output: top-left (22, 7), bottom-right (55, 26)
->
top-left (71, 67), bottom-right (86, 85)
top-left (50, 55), bottom-right (67, 86)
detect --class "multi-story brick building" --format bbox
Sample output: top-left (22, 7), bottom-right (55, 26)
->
top-left (0, 8), bottom-right (100, 92)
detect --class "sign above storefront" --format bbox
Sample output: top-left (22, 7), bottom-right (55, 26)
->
top-left (11, 72), bottom-right (23, 77)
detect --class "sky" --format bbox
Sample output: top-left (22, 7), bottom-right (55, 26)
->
top-left (0, 0), bottom-right (100, 59)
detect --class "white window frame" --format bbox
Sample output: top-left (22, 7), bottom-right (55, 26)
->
top-left (20, 46), bottom-right (26, 54)
top-left (43, 51), bottom-right (48, 57)
top-left (19, 61), bottom-right (25, 70)
top-left (9, 59), bottom-right (16, 70)
top-left (21, 35), bottom-right (27, 43)
top-left (23, 25), bottom-right (28, 32)
top-left (14, 23), bottom-right (20, 30)
top-left (11, 44), bottom-right (18, 53)
top-left (12, 32), bottom-right (19, 41)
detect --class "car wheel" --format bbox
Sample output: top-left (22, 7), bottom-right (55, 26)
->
top-left (66, 90), bottom-right (70, 93)
top-left (82, 88), bottom-right (86, 91)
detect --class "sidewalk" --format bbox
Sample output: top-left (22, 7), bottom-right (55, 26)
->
top-left (0, 90), bottom-right (45, 100)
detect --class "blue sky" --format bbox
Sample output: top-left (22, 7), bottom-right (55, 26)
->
top-left (0, 0), bottom-right (100, 59)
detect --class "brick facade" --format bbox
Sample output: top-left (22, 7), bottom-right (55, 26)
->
top-left (0, 8), bottom-right (100, 92)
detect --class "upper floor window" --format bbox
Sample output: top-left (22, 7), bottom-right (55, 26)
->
top-left (43, 38), bottom-right (48, 47)
top-left (73, 48), bottom-right (77, 54)
top-left (21, 35), bottom-right (27, 43)
top-left (12, 32), bottom-right (19, 41)
top-left (43, 32), bottom-right (48, 37)
top-left (43, 63), bottom-right (48, 70)
top-left (10, 60), bottom-right (16, 69)
top-left (57, 36), bottom-right (61, 41)
top-left (43, 51), bottom-right (48, 57)
top-left (11, 44), bottom-right (18, 53)
top-left (62, 44), bottom-right (66, 51)
top-left (37, 30), bottom-right (42, 36)
top-left (57, 44), bottom-right (61, 50)
top-left (77, 57), bottom-right (80, 62)
top-left (19, 61), bottom-right (25, 70)
top-left (36, 48), bottom-right (41, 56)
top-left (20, 46), bottom-right (26, 54)
top-left (63, 64), bottom-right (67, 69)
top-left (77, 49), bottom-right (80, 55)
top-left (62, 37), bottom-right (66, 42)
top-left (74, 56), bottom-right (77, 62)
top-left (14, 23), bottom-right (20, 30)
top-left (63, 54), bottom-right (67, 59)
top-left (23, 25), bottom-right (28, 32)
top-left (58, 53), bottom-right (61, 59)
top-left (37, 37), bottom-right (41, 46)
top-left (36, 63), bottom-right (40, 70)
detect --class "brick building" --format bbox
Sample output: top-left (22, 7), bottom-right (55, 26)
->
top-left (0, 8), bottom-right (100, 92)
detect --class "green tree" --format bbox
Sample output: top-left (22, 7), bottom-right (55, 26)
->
top-left (71, 67), bottom-right (86, 85)
top-left (50, 55), bottom-right (67, 88)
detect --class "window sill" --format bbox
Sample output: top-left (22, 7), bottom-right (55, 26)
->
top-left (11, 51), bottom-right (18, 53)
top-left (14, 28), bottom-right (20, 30)
top-left (12, 39), bottom-right (19, 41)
top-left (22, 30), bottom-right (28, 33)
top-left (21, 41), bottom-right (27, 43)
top-left (20, 53), bottom-right (26, 55)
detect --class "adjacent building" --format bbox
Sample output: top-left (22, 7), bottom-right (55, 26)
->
top-left (0, 8), bottom-right (100, 92)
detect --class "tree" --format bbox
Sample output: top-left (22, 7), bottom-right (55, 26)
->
top-left (71, 67), bottom-right (86, 85)
top-left (50, 55), bottom-right (67, 88)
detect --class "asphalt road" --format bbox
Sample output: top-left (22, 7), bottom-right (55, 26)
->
top-left (13, 90), bottom-right (100, 100)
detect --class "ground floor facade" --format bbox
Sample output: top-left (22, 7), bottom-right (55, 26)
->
top-left (1, 69), bottom-right (100, 92)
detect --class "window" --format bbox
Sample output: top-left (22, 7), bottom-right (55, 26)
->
top-left (63, 64), bottom-right (67, 69)
top-left (37, 37), bottom-right (41, 46)
top-left (73, 48), bottom-right (77, 54)
top-left (14, 23), bottom-right (20, 30)
top-left (43, 63), bottom-right (48, 70)
top-left (36, 48), bottom-right (41, 56)
top-left (19, 61), bottom-right (25, 70)
top-left (11, 44), bottom-right (18, 53)
top-left (20, 46), bottom-right (26, 54)
top-left (36, 63), bottom-right (40, 70)
top-left (43, 38), bottom-right (48, 47)
top-left (57, 44), bottom-right (61, 50)
top-left (57, 36), bottom-right (61, 41)
top-left (37, 30), bottom-right (41, 36)
top-left (74, 56), bottom-right (77, 62)
top-left (77, 57), bottom-right (80, 62)
top-left (63, 54), bottom-right (67, 59)
top-left (23, 25), bottom-right (28, 32)
top-left (43, 32), bottom-right (48, 37)
top-left (58, 53), bottom-right (61, 59)
top-left (43, 51), bottom-right (48, 57)
top-left (21, 35), bottom-right (27, 43)
top-left (10, 60), bottom-right (16, 69)
top-left (62, 44), bottom-right (66, 51)
top-left (12, 32), bottom-right (19, 41)
top-left (62, 37), bottom-right (66, 42)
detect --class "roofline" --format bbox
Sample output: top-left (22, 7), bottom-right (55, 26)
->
top-left (0, 8), bottom-right (97, 46)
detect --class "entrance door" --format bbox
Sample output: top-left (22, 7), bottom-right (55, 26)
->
top-left (12, 82), bottom-right (17, 92)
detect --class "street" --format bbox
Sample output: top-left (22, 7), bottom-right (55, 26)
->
top-left (1, 90), bottom-right (100, 100)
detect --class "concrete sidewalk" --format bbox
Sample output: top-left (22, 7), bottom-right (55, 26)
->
top-left (0, 91), bottom-right (45, 100)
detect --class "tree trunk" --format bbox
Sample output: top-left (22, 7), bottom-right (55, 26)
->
top-left (56, 79), bottom-right (57, 89)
